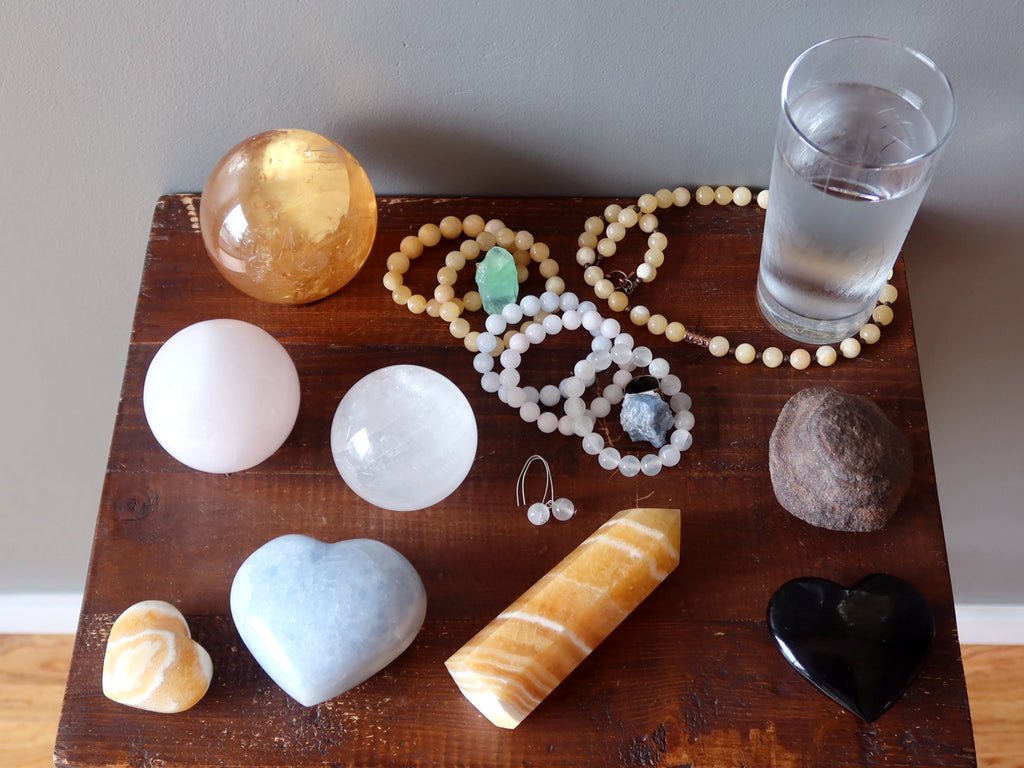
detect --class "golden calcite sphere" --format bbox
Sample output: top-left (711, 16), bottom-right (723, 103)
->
top-left (199, 129), bottom-right (377, 304)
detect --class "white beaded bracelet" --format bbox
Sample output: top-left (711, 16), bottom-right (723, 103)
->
top-left (477, 292), bottom-right (695, 475)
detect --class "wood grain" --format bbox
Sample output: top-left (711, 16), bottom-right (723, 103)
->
top-left (6, 639), bottom-right (1022, 768)
top-left (0, 635), bottom-right (74, 768)
top-left (52, 194), bottom-right (977, 766)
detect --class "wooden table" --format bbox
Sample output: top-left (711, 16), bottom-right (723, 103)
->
top-left (55, 194), bottom-right (977, 767)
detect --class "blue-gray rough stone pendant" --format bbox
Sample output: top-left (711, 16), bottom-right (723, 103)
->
top-left (767, 573), bottom-right (934, 722)
top-left (620, 375), bottom-right (674, 448)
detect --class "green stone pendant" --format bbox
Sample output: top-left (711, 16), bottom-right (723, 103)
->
top-left (475, 246), bottom-right (519, 314)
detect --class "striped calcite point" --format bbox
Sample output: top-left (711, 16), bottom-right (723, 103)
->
top-left (102, 600), bottom-right (213, 713)
top-left (445, 507), bottom-right (681, 728)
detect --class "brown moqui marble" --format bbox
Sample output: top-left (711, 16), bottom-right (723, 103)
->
top-left (768, 387), bottom-right (913, 532)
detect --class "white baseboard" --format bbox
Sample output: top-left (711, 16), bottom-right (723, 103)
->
top-left (0, 593), bottom-right (83, 634)
top-left (955, 604), bottom-right (1024, 645)
top-left (1, 593), bottom-right (1022, 644)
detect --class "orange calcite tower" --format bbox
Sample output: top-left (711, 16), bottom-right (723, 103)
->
top-left (199, 129), bottom-right (377, 304)
top-left (445, 507), bottom-right (681, 728)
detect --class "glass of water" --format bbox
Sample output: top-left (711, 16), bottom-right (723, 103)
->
top-left (756, 36), bottom-right (956, 344)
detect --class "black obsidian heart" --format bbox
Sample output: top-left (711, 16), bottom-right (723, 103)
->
top-left (767, 574), bottom-right (935, 722)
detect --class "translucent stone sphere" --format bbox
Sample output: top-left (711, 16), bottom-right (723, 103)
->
top-left (143, 319), bottom-right (300, 473)
top-left (331, 365), bottom-right (478, 511)
top-left (199, 129), bottom-right (377, 304)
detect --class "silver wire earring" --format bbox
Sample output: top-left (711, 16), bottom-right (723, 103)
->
top-left (515, 455), bottom-right (576, 525)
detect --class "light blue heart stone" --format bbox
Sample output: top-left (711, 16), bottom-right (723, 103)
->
top-left (230, 534), bottom-right (427, 707)
top-left (475, 246), bottom-right (519, 314)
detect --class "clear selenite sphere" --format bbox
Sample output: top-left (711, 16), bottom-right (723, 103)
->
top-left (331, 365), bottom-right (478, 511)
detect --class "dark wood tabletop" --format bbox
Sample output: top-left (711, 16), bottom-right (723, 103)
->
top-left (54, 193), bottom-right (976, 767)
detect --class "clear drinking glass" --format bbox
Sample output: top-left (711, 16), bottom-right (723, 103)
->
top-left (756, 36), bottom-right (956, 344)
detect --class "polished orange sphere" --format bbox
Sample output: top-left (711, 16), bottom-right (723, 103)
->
top-left (199, 129), bottom-right (377, 304)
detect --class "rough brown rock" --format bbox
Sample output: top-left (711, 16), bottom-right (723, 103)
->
top-left (768, 387), bottom-right (913, 532)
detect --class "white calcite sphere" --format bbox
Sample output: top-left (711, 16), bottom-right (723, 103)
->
top-left (331, 365), bottom-right (477, 511)
top-left (143, 319), bottom-right (300, 473)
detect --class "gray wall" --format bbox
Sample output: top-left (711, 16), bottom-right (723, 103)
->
top-left (2, 2), bottom-right (1022, 609)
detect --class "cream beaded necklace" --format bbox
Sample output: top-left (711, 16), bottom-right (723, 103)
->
top-left (574, 185), bottom-right (897, 370)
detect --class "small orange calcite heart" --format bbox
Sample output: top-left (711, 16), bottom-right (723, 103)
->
top-left (102, 600), bottom-right (213, 713)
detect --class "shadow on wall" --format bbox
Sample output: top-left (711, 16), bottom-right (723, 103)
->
top-left (337, 116), bottom-right (680, 199)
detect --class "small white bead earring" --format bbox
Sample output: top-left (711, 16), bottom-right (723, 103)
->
top-left (515, 454), bottom-right (576, 526)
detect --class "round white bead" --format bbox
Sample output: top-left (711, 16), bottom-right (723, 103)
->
top-left (542, 313), bottom-right (563, 335)
top-left (498, 367), bottom-right (520, 387)
top-left (502, 303), bottom-right (524, 324)
top-left (527, 502), bottom-right (550, 526)
top-left (562, 309), bottom-right (583, 330)
top-left (562, 376), bottom-right (585, 399)
top-left (508, 333), bottom-right (530, 354)
top-left (598, 447), bottom-right (621, 470)
top-left (557, 415), bottom-right (575, 436)
top-left (537, 411), bottom-right (559, 433)
top-left (519, 401), bottom-right (540, 423)
top-left (640, 454), bottom-right (663, 476)
top-left (572, 414), bottom-right (595, 437)
top-left (612, 368), bottom-right (634, 388)
top-left (480, 371), bottom-right (500, 393)
top-left (582, 310), bottom-right (604, 333)
top-left (525, 323), bottom-right (547, 344)
top-left (574, 359), bottom-right (596, 381)
top-left (473, 352), bottom-right (494, 373)
top-left (649, 357), bottom-right (670, 379)
top-left (520, 295), bottom-right (541, 316)
top-left (619, 455), bottom-right (642, 477)
top-left (506, 387), bottom-right (527, 408)
top-left (658, 444), bottom-right (681, 467)
top-left (560, 292), bottom-right (581, 311)
top-left (582, 432), bottom-right (605, 455)
top-left (603, 384), bottom-right (624, 405)
top-left (589, 396), bottom-right (612, 418)
top-left (600, 317), bottom-right (621, 339)
top-left (539, 384), bottom-right (561, 407)
top-left (540, 291), bottom-right (561, 312)
top-left (563, 396), bottom-right (586, 417)
top-left (632, 346), bottom-right (654, 367)
top-left (670, 391), bottom-right (692, 412)
top-left (476, 332), bottom-right (498, 354)
top-left (660, 374), bottom-right (682, 397)
top-left (671, 429), bottom-right (694, 451)
top-left (551, 498), bottom-right (576, 521)
top-left (499, 349), bottom-right (521, 369)
top-left (675, 410), bottom-right (696, 431)
top-left (485, 314), bottom-right (507, 335)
